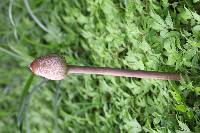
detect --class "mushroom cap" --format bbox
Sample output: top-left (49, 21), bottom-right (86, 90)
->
top-left (29, 54), bottom-right (67, 80)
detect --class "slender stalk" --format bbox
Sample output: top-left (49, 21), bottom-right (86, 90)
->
top-left (67, 65), bottom-right (181, 81)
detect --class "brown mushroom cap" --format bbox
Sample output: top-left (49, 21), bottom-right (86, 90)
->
top-left (29, 54), bottom-right (67, 80)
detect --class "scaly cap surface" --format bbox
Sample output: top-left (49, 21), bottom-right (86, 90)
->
top-left (29, 54), bottom-right (67, 80)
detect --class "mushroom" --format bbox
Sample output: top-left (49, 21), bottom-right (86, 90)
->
top-left (29, 54), bottom-right (181, 81)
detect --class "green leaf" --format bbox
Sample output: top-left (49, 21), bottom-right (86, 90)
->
top-left (0, 46), bottom-right (21, 59)
top-left (169, 90), bottom-right (183, 103)
top-left (124, 52), bottom-right (145, 70)
top-left (150, 11), bottom-right (167, 31)
top-left (192, 11), bottom-right (200, 23)
top-left (21, 74), bottom-right (34, 99)
top-left (124, 119), bottom-right (142, 133)
top-left (192, 25), bottom-right (200, 35)
top-left (165, 12), bottom-right (173, 29)
top-left (182, 7), bottom-right (193, 20)
top-left (194, 87), bottom-right (200, 95)
top-left (177, 120), bottom-right (191, 132)
top-left (175, 104), bottom-right (187, 112)
top-left (17, 74), bottom-right (34, 132)
top-left (8, 43), bottom-right (33, 62)
top-left (187, 110), bottom-right (194, 119)
top-left (193, 0), bottom-right (200, 3)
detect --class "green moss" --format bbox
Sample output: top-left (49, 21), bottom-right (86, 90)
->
top-left (0, 0), bottom-right (200, 132)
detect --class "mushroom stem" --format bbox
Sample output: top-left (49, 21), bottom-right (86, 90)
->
top-left (67, 65), bottom-right (181, 81)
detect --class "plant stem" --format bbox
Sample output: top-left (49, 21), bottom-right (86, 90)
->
top-left (24, 0), bottom-right (50, 33)
top-left (67, 65), bottom-right (181, 81)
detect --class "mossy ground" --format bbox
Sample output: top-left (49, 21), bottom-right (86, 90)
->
top-left (0, 0), bottom-right (200, 132)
